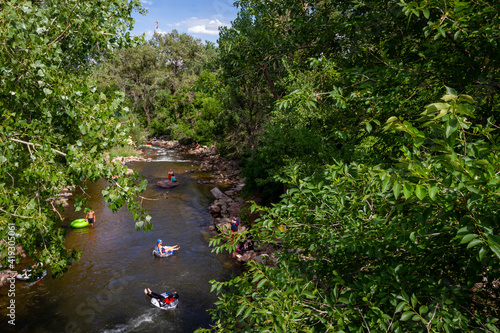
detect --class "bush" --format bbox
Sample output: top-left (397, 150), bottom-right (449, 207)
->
top-left (107, 145), bottom-right (140, 159)
top-left (201, 92), bottom-right (500, 333)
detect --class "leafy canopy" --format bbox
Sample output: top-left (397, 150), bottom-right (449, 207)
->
top-left (0, 0), bottom-right (151, 277)
top-left (202, 91), bottom-right (500, 333)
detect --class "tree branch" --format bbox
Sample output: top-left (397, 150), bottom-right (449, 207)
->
top-left (10, 138), bottom-right (66, 156)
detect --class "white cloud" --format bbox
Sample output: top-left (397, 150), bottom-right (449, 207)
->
top-left (140, 0), bottom-right (153, 5)
top-left (188, 19), bottom-right (229, 36)
top-left (173, 17), bottom-right (229, 36)
top-left (148, 17), bottom-right (230, 40)
top-left (188, 25), bottom-right (219, 36)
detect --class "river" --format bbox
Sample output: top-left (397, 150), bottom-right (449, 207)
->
top-left (3, 146), bottom-right (238, 333)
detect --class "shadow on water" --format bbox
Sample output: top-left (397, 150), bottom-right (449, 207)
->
top-left (1, 147), bottom-right (240, 333)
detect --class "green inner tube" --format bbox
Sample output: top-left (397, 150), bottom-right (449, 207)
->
top-left (70, 218), bottom-right (89, 228)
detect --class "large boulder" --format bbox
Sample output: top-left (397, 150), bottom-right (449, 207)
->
top-left (0, 271), bottom-right (17, 287)
top-left (210, 187), bottom-right (231, 200)
top-left (209, 205), bottom-right (221, 216)
top-left (214, 217), bottom-right (232, 234)
top-left (156, 180), bottom-right (181, 189)
top-left (237, 250), bottom-right (257, 262)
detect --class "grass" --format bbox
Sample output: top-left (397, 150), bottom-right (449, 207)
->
top-left (107, 145), bottom-right (141, 159)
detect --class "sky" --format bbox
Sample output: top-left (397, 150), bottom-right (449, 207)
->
top-left (131, 0), bottom-right (240, 44)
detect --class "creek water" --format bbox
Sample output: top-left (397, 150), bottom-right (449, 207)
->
top-left (2, 146), bottom-right (238, 333)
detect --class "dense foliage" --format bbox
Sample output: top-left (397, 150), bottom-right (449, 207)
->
top-left (0, 0), bottom-right (151, 277)
top-left (196, 0), bottom-right (500, 332)
top-left (2, 0), bottom-right (498, 331)
top-left (214, 0), bottom-right (500, 202)
top-left (94, 30), bottom-right (222, 145)
top-left (203, 92), bottom-right (500, 332)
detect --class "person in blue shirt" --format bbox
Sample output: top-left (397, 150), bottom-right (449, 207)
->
top-left (230, 216), bottom-right (239, 241)
top-left (156, 239), bottom-right (180, 254)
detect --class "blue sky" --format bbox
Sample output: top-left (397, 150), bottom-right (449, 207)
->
top-left (131, 0), bottom-right (239, 44)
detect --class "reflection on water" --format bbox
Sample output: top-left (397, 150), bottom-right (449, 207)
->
top-left (1, 147), bottom-right (238, 333)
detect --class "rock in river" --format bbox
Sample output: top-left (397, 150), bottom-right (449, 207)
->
top-left (156, 180), bottom-right (181, 189)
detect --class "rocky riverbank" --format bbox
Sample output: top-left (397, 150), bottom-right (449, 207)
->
top-left (0, 243), bottom-right (26, 287)
top-left (148, 139), bottom-right (276, 265)
top-left (0, 141), bottom-right (272, 287)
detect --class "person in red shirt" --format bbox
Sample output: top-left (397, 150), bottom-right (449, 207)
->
top-left (230, 215), bottom-right (239, 241)
top-left (144, 289), bottom-right (179, 304)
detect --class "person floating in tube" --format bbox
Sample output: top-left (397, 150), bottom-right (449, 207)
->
top-left (144, 288), bottom-right (179, 304)
top-left (156, 239), bottom-right (180, 254)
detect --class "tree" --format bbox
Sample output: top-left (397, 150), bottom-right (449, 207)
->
top-left (95, 29), bottom-right (209, 128)
top-left (150, 29), bottom-right (206, 84)
top-left (95, 43), bottom-right (165, 125)
top-left (218, 0), bottom-right (500, 201)
top-left (0, 0), bottom-right (151, 277)
top-left (198, 0), bottom-right (500, 331)
top-left (200, 91), bottom-right (500, 332)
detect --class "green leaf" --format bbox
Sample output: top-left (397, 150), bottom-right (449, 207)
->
top-left (393, 182), bottom-right (402, 199)
top-left (466, 238), bottom-right (482, 249)
top-left (403, 182), bottom-right (414, 199)
top-left (460, 234), bottom-right (478, 244)
top-left (478, 246), bottom-right (487, 261)
top-left (302, 291), bottom-right (316, 299)
top-left (458, 94), bottom-right (475, 104)
top-left (486, 235), bottom-right (500, 259)
top-left (382, 177), bottom-right (392, 193)
top-left (236, 303), bottom-right (247, 317)
top-left (445, 86), bottom-right (458, 96)
top-left (412, 314), bottom-right (422, 322)
top-left (441, 94), bottom-right (457, 102)
top-left (428, 184), bottom-right (438, 200)
top-left (411, 293), bottom-right (417, 308)
top-left (401, 311), bottom-right (414, 321)
top-left (257, 279), bottom-right (267, 289)
top-left (415, 185), bottom-right (427, 200)
top-left (365, 122), bottom-right (372, 133)
top-left (243, 305), bottom-right (253, 319)
top-left (395, 301), bottom-right (407, 313)
top-left (338, 297), bottom-right (349, 304)
top-left (446, 115), bottom-right (458, 138)
top-left (423, 8), bottom-right (430, 19)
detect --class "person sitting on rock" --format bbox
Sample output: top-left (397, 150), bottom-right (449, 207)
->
top-left (238, 237), bottom-right (254, 254)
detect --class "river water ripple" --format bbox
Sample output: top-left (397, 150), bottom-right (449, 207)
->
top-left (2, 146), bottom-right (237, 333)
